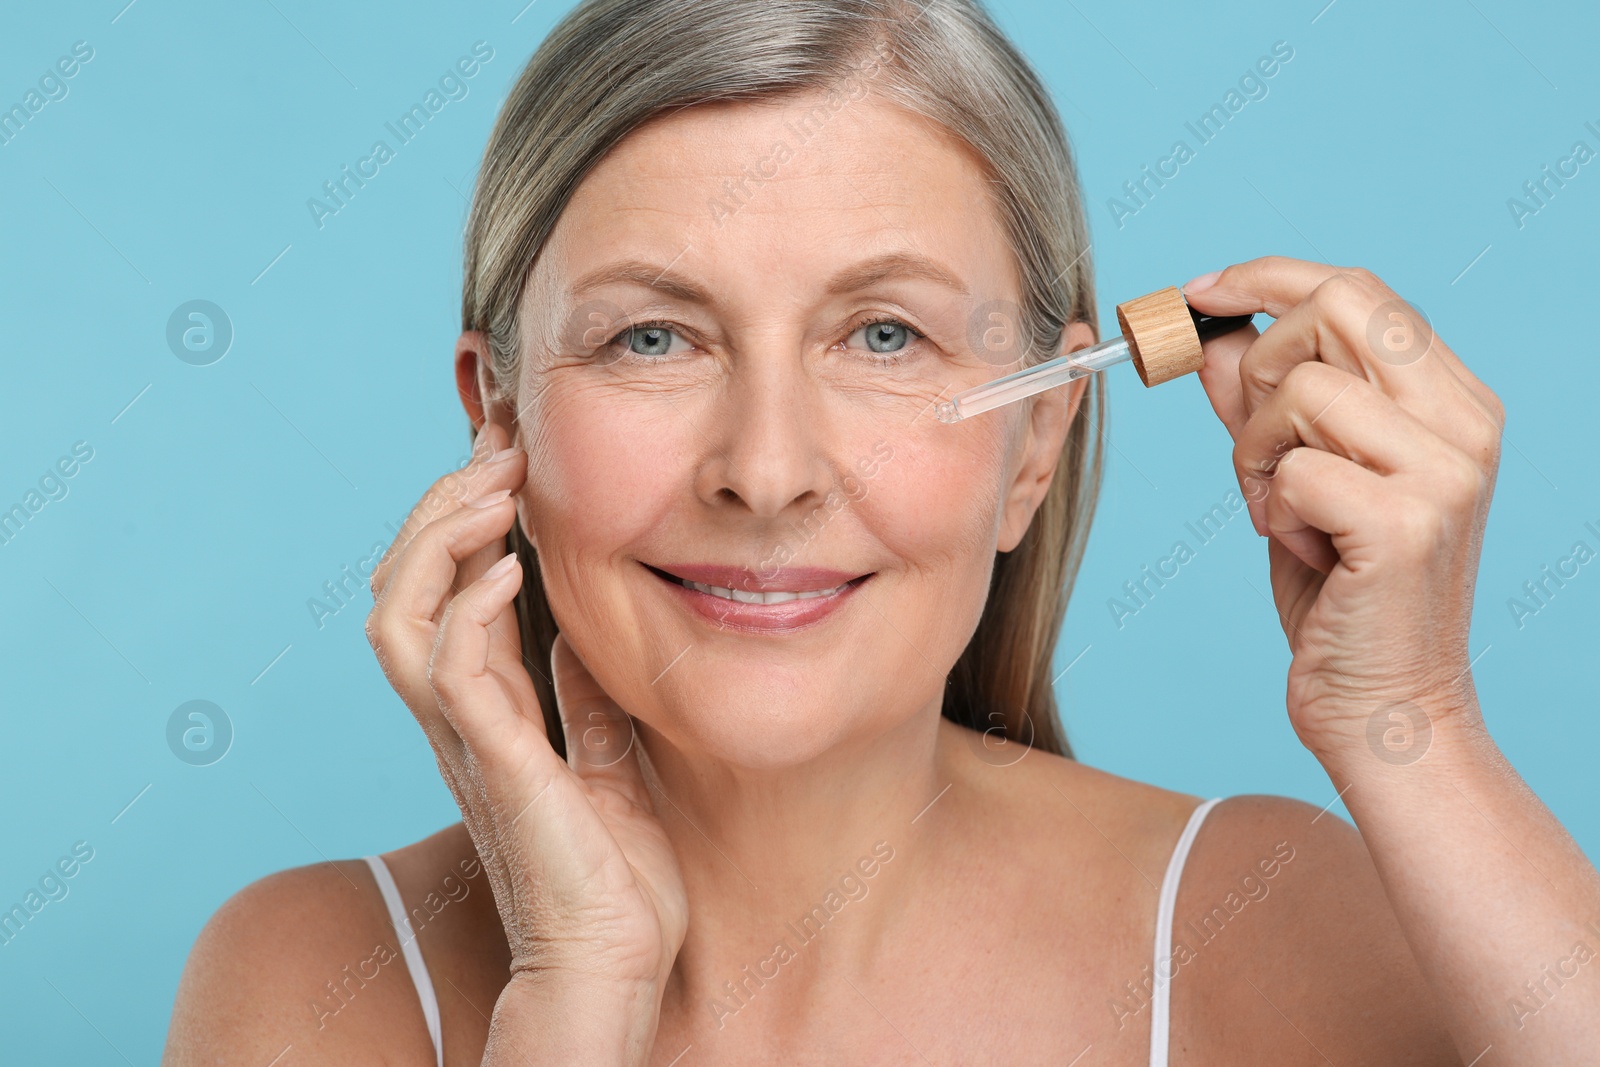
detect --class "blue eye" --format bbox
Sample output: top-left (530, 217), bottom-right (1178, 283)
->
top-left (848, 319), bottom-right (921, 360)
top-left (605, 322), bottom-right (689, 360)
top-left (628, 325), bottom-right (674, 355)
top-left (863, 321), bottom-right (908, 352)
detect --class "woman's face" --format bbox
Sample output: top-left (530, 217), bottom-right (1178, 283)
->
top-left (495, 90), bottom-right (1082, 769)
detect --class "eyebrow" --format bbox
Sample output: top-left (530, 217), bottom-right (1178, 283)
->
top-left (568, 251), bottom-right (972, 303)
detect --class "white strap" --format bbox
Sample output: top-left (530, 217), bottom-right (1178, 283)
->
top-left (1149, 797), bottom-right (1222, 1067)
top-left (363, 855), bottom-right (444, 1067)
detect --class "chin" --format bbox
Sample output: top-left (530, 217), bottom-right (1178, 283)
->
top-left (629, 647), bottom-right (914, 772)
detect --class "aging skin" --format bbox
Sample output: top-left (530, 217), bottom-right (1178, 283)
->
top-left (163, 86), bottom-right (1600, 1067)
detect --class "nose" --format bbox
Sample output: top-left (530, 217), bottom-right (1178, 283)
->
top-left (695, 347), bottom-right (835, 520)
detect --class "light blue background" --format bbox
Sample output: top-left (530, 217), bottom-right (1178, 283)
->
top-left (3, 0), bottom-right (1596, 1059)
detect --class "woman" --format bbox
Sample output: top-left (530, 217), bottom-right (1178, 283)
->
top-left (164, 0), bottom-right (1600, 1063)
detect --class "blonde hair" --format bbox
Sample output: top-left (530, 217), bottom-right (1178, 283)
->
top-left (461, 0), bottom-right (1103, 760)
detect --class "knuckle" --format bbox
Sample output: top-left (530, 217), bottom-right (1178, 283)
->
top-left (398, 507), bottom-right (472, 569)
top-left (1231, 435), bottom-right (1252, 472)
top-left (1482, 390), bottom-right (1508, 431)
top-left (1386, 499), bottom-right (1445, 553)
top-left (368, 570), bottom-right (390, 610)
top-left (1312, 271), bottom-right (1362, 310)
top-left (1232, 435), bottom-right (1274, 481)
top-left (431, 464), bottom-right (476, 507)
top-left (368, 556), bottom-right (392, 597)
top-left (364, 607), bottom-right (385, 651)
top-left (1466, 416), bottom-right (1502, 463)
top-left (402, 480), bottom-right (470, 542)
top-left (1237, 353), bottom-right (1278, 400)
top-left (1270, 446), bottom-right (1308, 486)
top-left (1279, 358), bottom-right (1329, 397)
top-left (1339, 264), bottom-right (1383, 290)
top-left (1240, 470), bottom-right (1272, 502)
top-left (1440, 450), bottom-right (1488, 505)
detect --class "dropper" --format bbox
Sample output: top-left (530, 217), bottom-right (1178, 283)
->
top-left (936, 286), bottom-right (1256, 423)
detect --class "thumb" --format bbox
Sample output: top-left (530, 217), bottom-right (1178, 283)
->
top-left (551, 633), bottom-right (650, 797)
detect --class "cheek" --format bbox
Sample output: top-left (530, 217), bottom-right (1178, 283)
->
top-left (518, 380), bottom-right (689, 557)
top-left (854, 414), bottom-right (1017, 576)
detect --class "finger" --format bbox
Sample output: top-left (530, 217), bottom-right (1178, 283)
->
top-left (1233, 362), bottom-right (1456, 536)
top-left (428, 553), bottom-right (545, 756)
top-left (1186, 258), bottom-right (1502, 441)
top-left (551, 634), bottom-right (652, 806)
top-left (369, 423), bottom-right (526, 597)
top-left (1185, 256), bottom-right (1344, 435)
top-left (1182, 255), bottom-right (1351, 320)
top-left (1235, 274), bottom-right (1465, 422)
top-left (369, 503), bottom-right (525, 720)
top-left (1263, 536), bottom-right (1327, 647)
top-left (428, 557), bottom-right (599, 883)
top-left (1260, 449), bottom-right (1339, 574)
top-left (368, 422), bottom-right (518, 598)
top-left (367, 482), bottom-right (526, 705)
top-left (1262, 445), bottom-right (1391, 571)
top-left (376, 488), bottom-right (521, 632)
top-left (1193, 320), bottom-right (1260, 441)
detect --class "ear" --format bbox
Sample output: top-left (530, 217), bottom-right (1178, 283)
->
top-left (995, 320), bottom-right (1096, 553)
top-left (455, 330), bottom-right (515, 442)
top-left (455, 330), bottom-right (533, 545)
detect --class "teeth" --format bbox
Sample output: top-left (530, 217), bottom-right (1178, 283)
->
top-left (682, 579), bottom-right (848, 604)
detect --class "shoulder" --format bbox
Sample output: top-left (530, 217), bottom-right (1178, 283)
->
top-left (1171, 794), bottom-right (1460, 1064)
top-left (163, 825), bottom-right (489, 1065)
top-left (952, 733), bottom-right (1208, 884)
top-left (964, 739), bottom-right (1463, 1062)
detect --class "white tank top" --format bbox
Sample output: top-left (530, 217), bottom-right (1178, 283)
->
top-left (363, 796), bottom-right (1221, 1067)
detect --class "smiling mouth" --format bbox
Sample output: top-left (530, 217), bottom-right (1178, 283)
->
top-left (640, 563), bottom-right (876, 604)
top-left (677, 580), bottom-right (848, 604)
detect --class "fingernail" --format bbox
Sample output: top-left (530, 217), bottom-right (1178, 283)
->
top-left (484, 551), bottom-right (518, 580)
top-left (466, 488), bottom-right (513, 509)
top-left (1182, 270), bottom-right (1221, 295)
top-left (488, 446), bottom-right (524, 464)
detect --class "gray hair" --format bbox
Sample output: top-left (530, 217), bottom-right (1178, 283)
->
top-left (462, 0), bottom-right (1104, 760)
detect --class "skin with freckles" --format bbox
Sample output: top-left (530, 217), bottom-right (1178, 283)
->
top-left (172, 86), bottom-right (1600, 1067)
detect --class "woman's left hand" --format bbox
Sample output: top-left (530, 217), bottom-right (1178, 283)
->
top-left (1182, 255), bottom-right (1504, 760)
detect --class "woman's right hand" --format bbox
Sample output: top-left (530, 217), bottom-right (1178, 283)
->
top-left (364, 421), bottom-right (687, 1057)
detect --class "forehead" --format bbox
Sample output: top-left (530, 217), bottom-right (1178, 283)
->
top-left (533, 90), bottom-right (1019, 298)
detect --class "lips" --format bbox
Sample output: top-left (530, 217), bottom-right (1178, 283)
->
top-left (679, 579), bottom-right (848, 604)
top-left (643, 562), bottom-right (871, 632)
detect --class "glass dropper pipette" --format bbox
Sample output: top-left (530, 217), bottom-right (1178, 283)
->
top-left (936, 288), bottom-right (1256, 423)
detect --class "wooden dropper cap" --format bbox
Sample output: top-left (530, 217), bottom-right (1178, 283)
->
top-left (1114, 285), bottom-right (1255, 387)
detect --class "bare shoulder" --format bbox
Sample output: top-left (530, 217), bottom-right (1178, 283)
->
top-left (964, 740), bottom-right (1462, 1062)
top-left (1172, 795), bottom-right (1460, 1064)
top-left (162, 824), bottom-right (489, 1065)
top-left (961, 733), bottom-right (1209, 883)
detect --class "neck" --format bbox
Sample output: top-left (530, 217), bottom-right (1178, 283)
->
top-left (642, 698), bottom-right (960, 1031)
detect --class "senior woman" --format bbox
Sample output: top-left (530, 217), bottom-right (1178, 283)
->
top-left (165, 0), bottom-right (1600, 1063)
